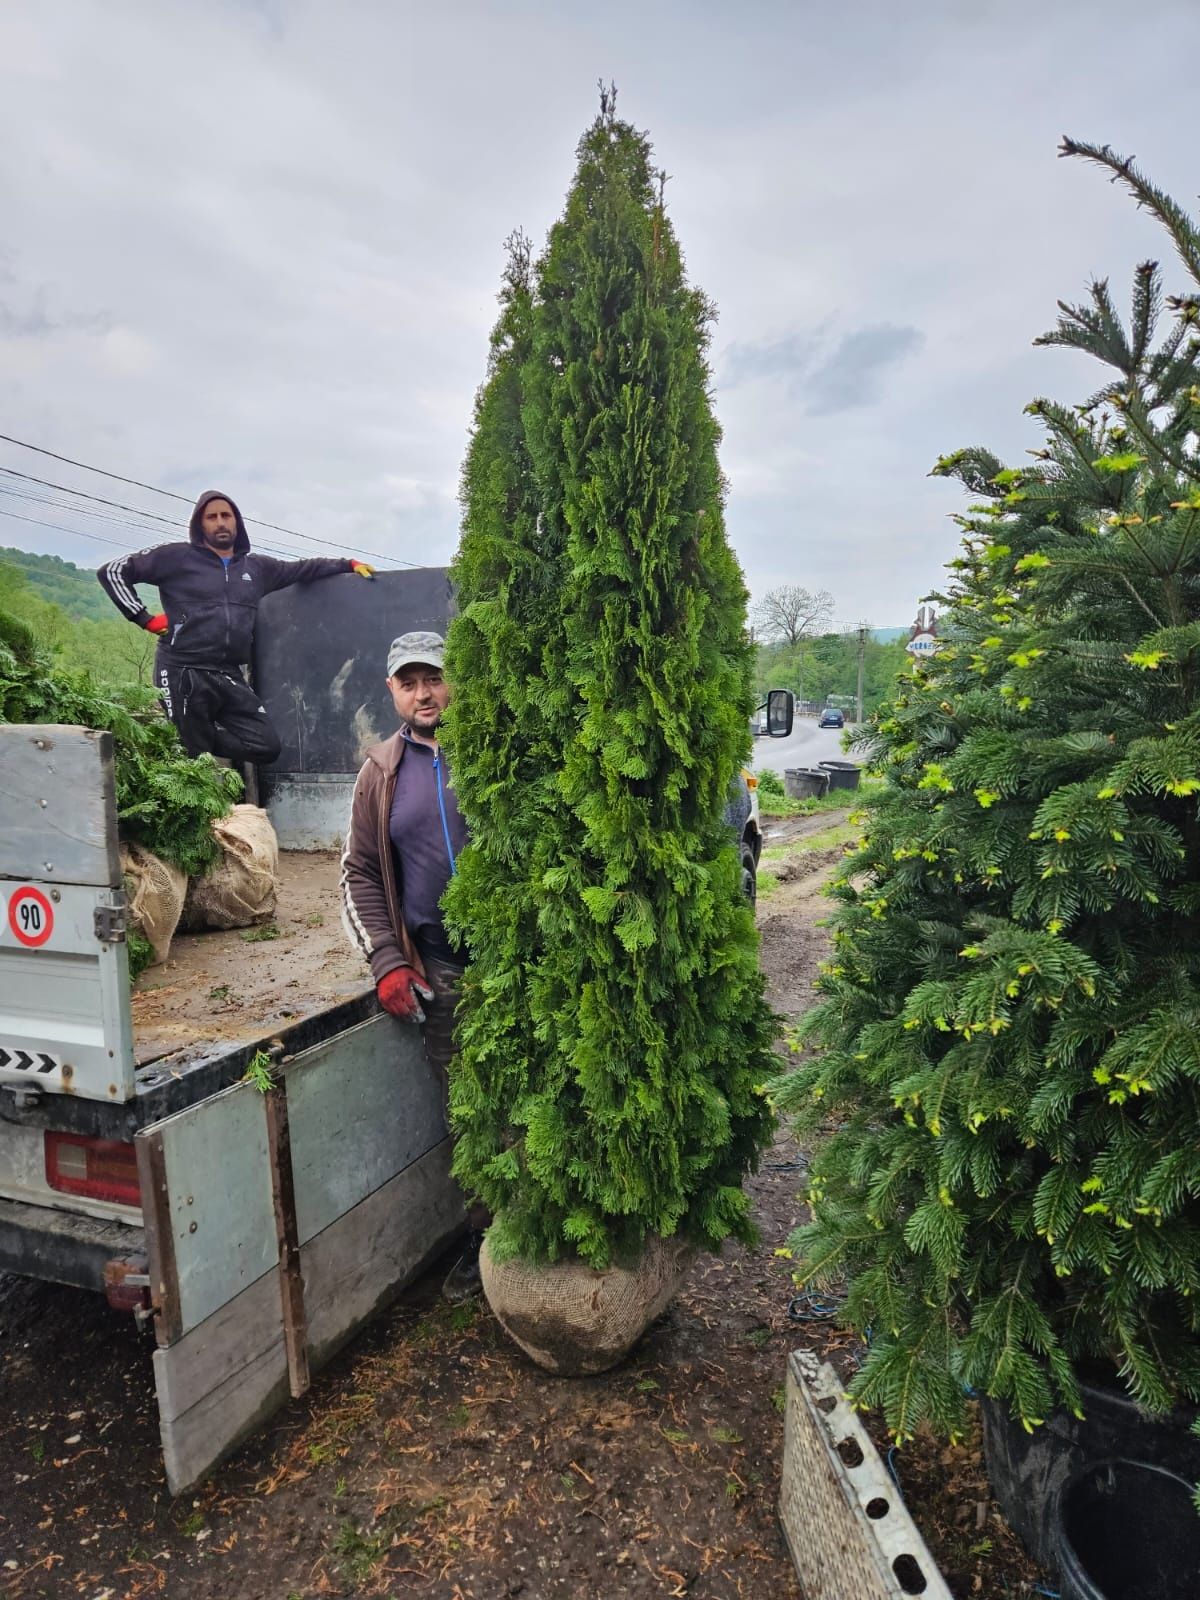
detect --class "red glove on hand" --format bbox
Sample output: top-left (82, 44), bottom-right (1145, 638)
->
top-left (347, 559), bottom-right (375, 579)
top-left (377, 965), bottom-right (435, 1022)
top-left (145, 613), bottom-right (168, 635)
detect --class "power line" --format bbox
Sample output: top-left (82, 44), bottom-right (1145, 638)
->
top-left (0, 498), bottom-right (346, 566)
top-left (0, 505), bottom-right (156, 552)
top-left (0, 485), bottom-right (329, 563)
top-left (0, 466), bottom-right (180, 528)
top-left (0, 431), bottom-right (419, 567)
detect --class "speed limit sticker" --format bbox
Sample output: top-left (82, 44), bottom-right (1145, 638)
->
top-left (7, 885), bottom-right (54, 948)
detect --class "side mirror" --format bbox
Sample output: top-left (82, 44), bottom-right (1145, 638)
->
top-left (766, 688), bottom-right (794, 738)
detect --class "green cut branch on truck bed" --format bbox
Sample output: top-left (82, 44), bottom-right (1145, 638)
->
top-left (0, 607), bottom-right (240, 878)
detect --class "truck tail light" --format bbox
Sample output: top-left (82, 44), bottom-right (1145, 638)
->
top-left (44, 1132), bottom-right (141, 1207)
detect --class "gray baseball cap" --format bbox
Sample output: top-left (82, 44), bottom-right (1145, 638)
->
top-left (386, 631), bottom-right (445, 677)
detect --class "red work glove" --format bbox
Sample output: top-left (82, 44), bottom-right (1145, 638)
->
top-left (377, 965), bottom-right (435, 1023)
top-left (145, 613), bottom-right (168, 635)
top-left (347, 559), bottom-right (375, 579)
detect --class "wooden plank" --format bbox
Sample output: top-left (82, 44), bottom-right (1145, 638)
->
top-left (303, 1137), bottom-right (463, 1363)
top-left (154, 1263), bottom-right (285, 1424)
top-left (153, 1270), bottom-right (289, 1493)
top-left (263, 1083), bottom-right (310, 1398)
top-left (136, 1129), bottom-right (182, 1347)
top-left (0, 725), bottom-right (120, 888)
top-left (284, 1011), bottom-right (448, 1243)
top-left (153, 1139), bottom-right (461, 1493)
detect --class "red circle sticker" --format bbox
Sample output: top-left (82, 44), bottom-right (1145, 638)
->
top-left (8, 885), bottom-right (54, 948)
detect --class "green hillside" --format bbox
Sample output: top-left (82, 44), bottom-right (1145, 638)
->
top-left (0, 552), bottom-right (157, 687)
top-left (0, 544), bottom-right (160, 620)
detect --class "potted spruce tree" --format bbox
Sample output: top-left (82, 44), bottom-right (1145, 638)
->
top-left (773, 141), bottom-right (1200, 1565)
top-left (441, 92), bottom-right (777, 1375)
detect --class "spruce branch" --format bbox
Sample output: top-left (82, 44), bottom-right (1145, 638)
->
top-left (1060, 136), bottom-right (1200, 291)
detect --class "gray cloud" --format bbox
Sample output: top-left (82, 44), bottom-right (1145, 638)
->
top-left (803, 324), bottom-right (925, 417)
top-left (0, 0), bottom-right (1197, 625)
top-left (719, 329), bottom-right (824, 390)
top-left (717, 321), bottom-right (924, 418)
top-left (0, 284), bottom-right (111, 339)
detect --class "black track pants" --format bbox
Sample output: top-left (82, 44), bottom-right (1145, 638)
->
top-left (155, 656), bottom-right (282, 765)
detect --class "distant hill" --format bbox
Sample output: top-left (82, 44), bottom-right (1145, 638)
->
top-left (873, 626), bottom-right (908, 643)
top-left (0, 545), bottom-right (157, 621)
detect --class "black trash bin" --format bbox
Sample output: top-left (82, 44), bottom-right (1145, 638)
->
top-left (1054, 1459), bottom-right (1200, 1600)
top-left (818, 759), bottom-right (861, 792)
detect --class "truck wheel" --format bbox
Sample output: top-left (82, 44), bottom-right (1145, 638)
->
top-left (740, 841), bottom-right (757, 908)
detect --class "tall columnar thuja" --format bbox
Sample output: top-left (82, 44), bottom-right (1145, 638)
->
top-left (443, 93), bottom-right (775, 1269)
top-left (775, 142), bottom-right (1200, 1440)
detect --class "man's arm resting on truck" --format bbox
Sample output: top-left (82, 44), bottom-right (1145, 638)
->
top-left (97, 545), bottom-right (170, 629)
top-left (254, 554), bottom-right (371, 593)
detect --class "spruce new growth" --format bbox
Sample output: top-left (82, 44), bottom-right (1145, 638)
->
top-left (774, 141), bottom-right (1200, 1442)
top-left (443, 93), bottom-right (776, 1270)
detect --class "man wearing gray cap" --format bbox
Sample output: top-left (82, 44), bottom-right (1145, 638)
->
top-left (339, 631), bottom-right (482, 1300)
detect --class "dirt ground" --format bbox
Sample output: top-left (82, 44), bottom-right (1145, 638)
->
top-left (0, 815), bottom-right (1045, 1599)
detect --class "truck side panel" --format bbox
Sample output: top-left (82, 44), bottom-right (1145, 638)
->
top-left (152, 1139), bottom-right (456, 1494)
top-left (0, 725), bottom-right (121, 887)
top-left (136, 1009), bottom-right (464, 1492)
top-left (0, 724), bottom-right (135, 1104)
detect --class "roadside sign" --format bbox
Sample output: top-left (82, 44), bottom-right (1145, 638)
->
top-left (906, 631), bottom-right (939, 657)
top-left (6, 885), bottom-right (55, 948)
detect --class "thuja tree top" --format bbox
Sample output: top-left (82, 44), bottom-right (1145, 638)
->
top-left (443, 92), bottom-right (776, 1269)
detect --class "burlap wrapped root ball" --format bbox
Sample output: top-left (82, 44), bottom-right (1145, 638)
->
top-left (182, 805), bottom-right (279, 931)
top-left (120, 842), bottom-right (187, 967)
top-left (481, 1235), bottom-right (694, 1375)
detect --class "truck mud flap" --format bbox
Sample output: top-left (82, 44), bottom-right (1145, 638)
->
top-left (135, 1011), bottom-right (464, 1494)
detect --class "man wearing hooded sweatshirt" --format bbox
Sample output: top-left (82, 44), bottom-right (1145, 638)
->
top-left (98, 490), bottom-right (372, 764)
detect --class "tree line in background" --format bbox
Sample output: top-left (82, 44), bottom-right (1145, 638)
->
top-left (751, 582), bottom-right (910, 712)
top-left (0, 547), bottom-right (156, 688)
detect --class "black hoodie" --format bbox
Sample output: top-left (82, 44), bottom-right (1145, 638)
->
top-left (98, 489), bottom-right (352, 668)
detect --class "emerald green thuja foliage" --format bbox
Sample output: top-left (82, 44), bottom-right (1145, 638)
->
top-left (774, 141), bottom-right (1200, 1441)
top-left (443, 94), bottom-right (776, 1269)
top-left (1, 608), bottom-right (240, 878)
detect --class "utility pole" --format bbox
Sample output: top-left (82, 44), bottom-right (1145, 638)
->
top-left (855, 623), bottom-right (867, 725)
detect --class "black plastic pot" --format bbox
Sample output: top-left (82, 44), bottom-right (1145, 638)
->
top-left (783, 768), bottom-right (829, 800)
top-left (817, 759), bottom-right (861, 792)
top-left (982, 1381), bottom-right (1200, 1573)
top-left (1054, 1459), bottom-right (1200, 1600)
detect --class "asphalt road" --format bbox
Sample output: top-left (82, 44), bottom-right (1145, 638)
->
top-left (749, 716), bottom-right (857, 776)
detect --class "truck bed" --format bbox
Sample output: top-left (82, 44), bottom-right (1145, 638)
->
top-left (131, 850), bottom-right (368, 1065)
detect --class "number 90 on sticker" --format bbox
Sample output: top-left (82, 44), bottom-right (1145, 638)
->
top-left (2, 885), bottom-right (55, 948)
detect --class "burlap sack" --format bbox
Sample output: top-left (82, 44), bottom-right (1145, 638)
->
top-left (120, 842), bottom-right (188, 967)
top-left (481, 1234), bottom-right (694, 1375)
top-left (182, 805), bottom-right (279, 931)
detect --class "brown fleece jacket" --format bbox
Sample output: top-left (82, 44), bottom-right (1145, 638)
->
top-left (339, 731), bottom-right (426, 985)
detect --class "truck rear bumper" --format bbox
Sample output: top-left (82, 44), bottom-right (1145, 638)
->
top-left (0, 1194), bottom-right (145, 1293)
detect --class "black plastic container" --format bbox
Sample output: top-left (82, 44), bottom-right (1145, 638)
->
top-left (982, 1382), bottom-right (1200, 1572)
top-left (817, 759), bottom-right (861, 792)
top-left (1055, 1459), bottom-right (1200, 1600)
top-left (783, 768), bottom-right (829, 800)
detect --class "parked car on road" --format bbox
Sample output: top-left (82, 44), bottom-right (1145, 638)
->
top-left (819, 707), bottom-right (845, 728)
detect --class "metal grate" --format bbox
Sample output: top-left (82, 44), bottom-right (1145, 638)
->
top-left (779, 1351), bottom-right (953, 1600)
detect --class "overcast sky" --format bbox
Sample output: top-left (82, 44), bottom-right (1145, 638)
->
top-left (3, 0), bottom-right (1199, 627)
